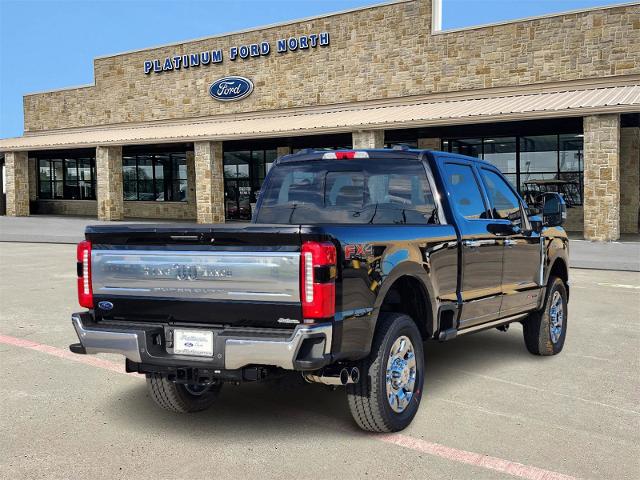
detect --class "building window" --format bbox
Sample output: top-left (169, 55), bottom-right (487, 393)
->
top-left (442, 133), bottom-right (584, 205)
top-left (123, 152), bottom-right (187, 202)
top-left (37, 154), bottom-right (96, 200)
top-left (223, 149), bottom-right (277, 220)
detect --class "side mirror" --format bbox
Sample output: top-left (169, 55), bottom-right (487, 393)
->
top-left (534, 193), bottom-right (566, 227)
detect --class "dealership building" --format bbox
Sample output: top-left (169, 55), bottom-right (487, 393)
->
top-left (0, 0), bottom-right (638, 240)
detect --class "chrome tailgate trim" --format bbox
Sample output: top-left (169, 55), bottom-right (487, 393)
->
top-left (92, 250), bottom-right (300, 303)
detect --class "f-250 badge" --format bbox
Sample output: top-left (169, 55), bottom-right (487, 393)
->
top-left (344, 243), bottom-right (373, 260)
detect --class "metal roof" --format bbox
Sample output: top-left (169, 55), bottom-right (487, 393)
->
top-left (1, 84), bottom-right (639, 152)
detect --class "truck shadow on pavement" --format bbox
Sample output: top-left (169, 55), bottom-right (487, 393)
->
top-left (105, 326), bottom-right (535, 436)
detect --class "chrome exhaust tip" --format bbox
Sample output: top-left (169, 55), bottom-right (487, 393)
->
top-left (303, 367), bottom-right (359, 386)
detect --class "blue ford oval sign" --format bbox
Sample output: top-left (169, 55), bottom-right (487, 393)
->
top-left (209, 76), bottom-right (254, 102)
top-left (98, 301), bottom-right (114, 311)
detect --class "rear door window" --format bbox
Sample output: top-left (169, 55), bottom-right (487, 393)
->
top-left (443, 162), bottom-right (488, 220)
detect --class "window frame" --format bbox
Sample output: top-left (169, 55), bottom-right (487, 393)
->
top-left (442, 160), bottom-right (491, 222)
top-left (36, 155), bottom-right (96, 201)
top-left (122, 152), bottom-right (187, 202)
top-left (479, 166), bottom-right (530, 231)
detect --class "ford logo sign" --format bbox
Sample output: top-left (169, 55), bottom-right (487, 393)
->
top-left (98, 301), bottom-right (114, 311)
top-left (209, 76), bottom-right (253, 102)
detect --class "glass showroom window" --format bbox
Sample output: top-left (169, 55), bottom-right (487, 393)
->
top-left (37, 155), bottom-right (96, 200)
top-left (123, 152), bottom-right (187, 202)
top-left (483, 137), bottom-right (517, 187)
top-left (441, 134), bottom-right (584, 205)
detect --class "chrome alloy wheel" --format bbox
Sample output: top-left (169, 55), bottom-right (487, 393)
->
top-left (386, 335), bottom-right (417, 413)
top-left (549, 290), bottom-right (564, 344)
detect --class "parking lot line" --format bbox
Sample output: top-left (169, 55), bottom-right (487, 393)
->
top-left (0, 333), bottom-right (136, 377)
top-left (0, 332), bottom-right (580, 480)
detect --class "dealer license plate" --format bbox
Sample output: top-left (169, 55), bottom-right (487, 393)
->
top-left (173, 329), bottom-right (214, 357)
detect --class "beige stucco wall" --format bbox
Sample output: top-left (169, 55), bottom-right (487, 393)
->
top-left (23, 1), bottom-right (640, 132)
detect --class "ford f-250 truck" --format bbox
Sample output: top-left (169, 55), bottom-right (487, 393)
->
top-left (69, 148), bottom-right (569, 432)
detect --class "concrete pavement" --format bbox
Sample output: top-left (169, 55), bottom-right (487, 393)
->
top-left (1, 242), bottom-right (639, 479)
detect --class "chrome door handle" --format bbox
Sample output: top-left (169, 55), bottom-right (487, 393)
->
top-left (463, 240), bottom-right (482, 248)
top-left (504, 239), bottom-right (518, 247)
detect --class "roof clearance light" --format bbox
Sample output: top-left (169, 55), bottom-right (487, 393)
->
top-left (322, 151), bottom-right (369, 160)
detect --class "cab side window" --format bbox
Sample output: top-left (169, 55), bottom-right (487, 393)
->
top-left (480, 169), bottom-right (523, 226)
top-left (443, 162), bottom-right (488, 220)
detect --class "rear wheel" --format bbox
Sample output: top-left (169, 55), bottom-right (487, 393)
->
top-left (346, 313), bottom-right (424, 432)
top-left (146, 374), bottom-right (222, 413)
top-left (523, 276), bottom-right (568, 355)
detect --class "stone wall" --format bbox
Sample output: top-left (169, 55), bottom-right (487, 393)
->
top-left (5, 151), bottom-right (30, 216)
top-left (124, 201), bottom-right (196, 220)
top-left (418, 138), bottom-right (441, 150)
top-left (583, 114), bottom-right (620, 241)
top-left (35, 200), bottom-right (97, 216)
top-left (564, 206), bottom-right (584, 233)
top-left (23, 1), bottom-right (640, 132)
top-left (353, 130), bottom-right (385, 149)
top-left (194, 141), bottom-right (225, 224)
top-left (96, 146), bottom-right (124, 221)
top-left (620, 126), bottom-right (640, 234)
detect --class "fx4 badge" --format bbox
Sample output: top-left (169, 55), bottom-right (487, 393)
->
top-left (344, 243), bottom-right (373, 260)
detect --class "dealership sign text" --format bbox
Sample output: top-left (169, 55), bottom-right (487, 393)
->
top-left (144, 32), bottom-right (330, 74)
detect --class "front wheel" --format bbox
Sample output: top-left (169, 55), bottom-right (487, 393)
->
top-left (346, 313), bottom-right (425, 432)
top-left (522, 276), bottom-right (568, 355)
top-left (146, 374), bottom-right (222, 413)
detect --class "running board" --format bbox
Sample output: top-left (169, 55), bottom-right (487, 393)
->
top-left (456, 314), bottom-right (528, 336)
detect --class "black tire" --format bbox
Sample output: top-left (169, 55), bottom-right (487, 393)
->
top-left (523, 276), bottom-right (568, 356)
top-left (146, 374), bottom-right (222, 413)
top-left (346, 312), bottom-right (425, 433)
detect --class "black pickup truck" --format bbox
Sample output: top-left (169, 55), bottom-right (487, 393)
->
top-left (70, 148), bottom-right (569, 432)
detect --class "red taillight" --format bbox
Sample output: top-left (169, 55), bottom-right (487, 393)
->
top-left (77, 240), bottom-right (93, 308)
top-left (300, 241), bottom-right (337, 322)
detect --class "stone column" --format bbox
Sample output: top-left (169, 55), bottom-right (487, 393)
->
top-left (276, 146), bottom-right (291, 157)
top-left (620, 127), bottom-right (639, 234)
top-left (194, 141), bottom-right (225, 224)
top-left (5, 151), bottom-right (30, 216)
top-left (28, 157), bottom-right (38, 201)
top-left (96, 146), bottom-right (124, 221)
top-left (352, 130), bottom-right (384, 149)
top-left (583, 114), bottom-right (620, 241)
top-left (418, 138), bottom-right (442, 150)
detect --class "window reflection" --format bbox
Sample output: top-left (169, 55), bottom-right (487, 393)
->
top-left (441, 133), bottom-right (584, 205)
top-left (36, 153), bottom-right (96, 200)
top-left (122, 151), bottom-right (187, 202)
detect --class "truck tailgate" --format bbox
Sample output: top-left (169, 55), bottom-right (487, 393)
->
top-left (86, 224), bottom-right (305, 328)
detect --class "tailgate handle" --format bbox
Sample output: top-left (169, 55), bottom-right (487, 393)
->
top-left (170, 235), bottom-right (200, 241)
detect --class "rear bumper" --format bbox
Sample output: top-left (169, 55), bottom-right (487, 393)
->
top-left (70, 312), bottom-right (332, 371)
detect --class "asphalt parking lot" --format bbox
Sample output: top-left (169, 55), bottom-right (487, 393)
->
top-left (1, 242), bottom-right (638, 480)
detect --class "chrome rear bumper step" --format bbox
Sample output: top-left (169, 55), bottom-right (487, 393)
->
top-left (70, 313), bottom-right (332, 371)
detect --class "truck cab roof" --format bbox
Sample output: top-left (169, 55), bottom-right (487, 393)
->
top-left (277, 147), bottom-right (497, 169)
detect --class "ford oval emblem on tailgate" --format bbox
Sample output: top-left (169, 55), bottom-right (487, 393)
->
top-left (98, 301), bottom-right (114, 311)
top-left (209, 76), bottom-right (254, 102)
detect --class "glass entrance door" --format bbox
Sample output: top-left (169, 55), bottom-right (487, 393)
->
top-left (223, 149), bottom-right (276, 220)
top-left (224, 179), bottom-right (252, 220)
